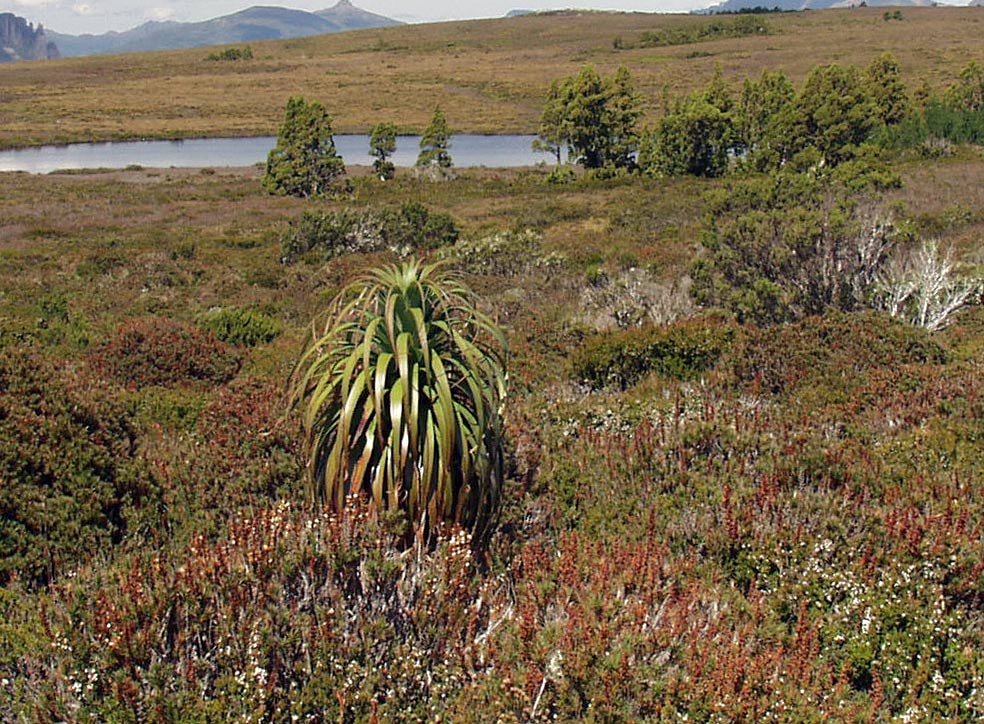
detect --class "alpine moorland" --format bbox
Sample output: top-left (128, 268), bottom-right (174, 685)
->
top-left (2, 7), bottom-right (984, 722)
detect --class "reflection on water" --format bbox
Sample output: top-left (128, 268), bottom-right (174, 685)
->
top-left (0, 134), bottom-right (555, 174)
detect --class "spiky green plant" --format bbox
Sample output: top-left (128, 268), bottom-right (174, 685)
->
top-left (291, 260), bottom-right (507, 544)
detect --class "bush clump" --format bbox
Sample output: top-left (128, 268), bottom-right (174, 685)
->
top-left (572, 315), bottom-right (740, 389)
top-left (205, 46), bottom-right (253, 61)
top-left (735, 310), bottom-right (948, 395)
top-left (280, 201), bottom-right (459, 263)
top-left (638, 16), bottom-right (771, 48)
top-left (196, 307), bottom-right (281, 347)
top-left (0, 347), bottom-right (157, 587)
top-left (90, 317), bottom-right (241, 389)
top-left (437, 228), bottom-right (567, 277)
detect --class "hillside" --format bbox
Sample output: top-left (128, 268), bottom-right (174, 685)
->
top-left (0, 13), bottom-right (59, 62)
top-left (703, 0), bottom-right (933, 12)
top-left (48, 1), bottom-right (400, 58)
top-left (1, 7), bottom-right (982, 149)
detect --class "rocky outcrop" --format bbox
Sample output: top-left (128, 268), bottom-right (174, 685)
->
top-left (0, 13), bottom-right (60, 62)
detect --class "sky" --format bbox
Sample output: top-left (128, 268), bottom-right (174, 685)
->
top-left (4, 0), bottom-right (720, 35)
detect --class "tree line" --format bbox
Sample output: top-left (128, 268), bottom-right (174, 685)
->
top-left (536, 57), bottom-right (984, 178)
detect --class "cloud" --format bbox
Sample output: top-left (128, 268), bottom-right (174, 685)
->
top-left (12, 0), bottom-right (56, 7)
top-left (145, 6), bottom-right (175, 21)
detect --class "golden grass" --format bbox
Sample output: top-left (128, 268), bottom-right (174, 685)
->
top-left (1, 8), bottom-right (983, 147)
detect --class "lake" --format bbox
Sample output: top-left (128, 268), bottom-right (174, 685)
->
top-left (0, 134), bottom-right (558, 174)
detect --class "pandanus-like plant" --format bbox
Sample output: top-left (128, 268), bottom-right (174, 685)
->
top-left (291, 260), bottom-right (507, 545)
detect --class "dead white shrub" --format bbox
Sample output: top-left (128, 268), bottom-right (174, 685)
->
top-left (873, 239), bottom-right (982, 331)
top-left (578, 268), bottom-right (695, 330)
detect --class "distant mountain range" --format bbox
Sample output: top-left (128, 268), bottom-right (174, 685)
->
top-left (703, 0), bottom-right (933, 11)
top-left (47, 1), bottom-right (400, 58)
top-left (0, 13), bottom-right (60, 62)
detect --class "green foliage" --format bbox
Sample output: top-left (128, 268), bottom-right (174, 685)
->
top-left (533, 78), bottom-right (568, 164)
top-left (89, 317), bottom-right (242, 389)
top-left (290, 260), bottom-right (507, 545)
top-left (734, 69), bottom-right (797, 170)
top-left (416, 107), bottom-right (453, 168)
top-left (436, 228), bottom-right (567, 277)
top-left (264, 97), bottom-right (346, 197)
top-left (0, 347), bottom-right (157, 588)
top-left (945, 60), bottom-right (984, 113)
top-left (572, 316), bottom-right (739, 389)
top-left (196, 307), bottom-right (282, 347)
top-left (280, 202), bottom-right (459, 263)
top-left (205, 46), bottom-right (253, 61)
top-left (788, 63), bottom-right (879, 167)
top-left (637, 15), bottom-right (772, 48)
top-left (639, 93), bottom-right (731, 178)
top-left (397, 200), bottom-right (459, 250)
top-left (642, 59), bottom-right (897, 178)
top-left (369, 121), bottom-right (398, 180)
top-left (876, 62), bottom-right (984, 151)
top-left (562, 66), bottom-right (610, 169)
top-left (606, 65), bottom-right (645, 169)
top-left (865, 52), bottom-right (910, 127)
top-left (544, 64), bottom-right (642, 170)
top-left (691, 171), bottom-right (899, 324)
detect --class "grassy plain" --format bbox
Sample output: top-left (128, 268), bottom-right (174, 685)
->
top-left (1, 7), bottom-right (984, 147)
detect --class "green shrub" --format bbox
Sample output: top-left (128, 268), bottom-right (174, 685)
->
top-left (638, 16), bottom-right (771, 48)
top-left (264, 97), bottom-right (345, 198)
top-left (280, 208), bottom-right (364, 262)
top-left (0, 347), bottom-right (158, 587)
top-left (572, 315), bottom-right (740, 389)
top-left (89, 317), bottom-right (241, 389)
top-left (395, 200), bottom-right (459, 250)
top-left (546, 164), bottom-right (577, 184)
top-left (196, 307), bottom-right (281, 347)
top-left (437, 228), bottom-right (566, 277)
top-left (280, 203), bottom-right (459, 263)
top-left (206, 46), bottom-right (253, 61)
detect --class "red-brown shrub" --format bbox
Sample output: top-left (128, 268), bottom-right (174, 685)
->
top-left (89, 317), bottom-right (241, 389)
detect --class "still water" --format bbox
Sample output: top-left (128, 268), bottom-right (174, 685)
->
top-left (0, 134), bottom-right (554, 174)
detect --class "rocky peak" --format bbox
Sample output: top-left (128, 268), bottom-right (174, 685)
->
top-left (0, 13), bottom-right (60, 62)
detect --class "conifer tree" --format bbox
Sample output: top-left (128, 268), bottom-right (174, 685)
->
top-left (416, 107), bottom-right (453, 168)
top-left (537, 64), bottom-right (641, 170)
top-left (605, 65), bottom-right (644, 169)
top-left (532, 78), bottom-right (568, 164)
top-left (264, 97), bottom-right (345, 197)
top-left (369, 121), bottom-right (398, 180)
top-left (865, 53), bottom-right (910, 126)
